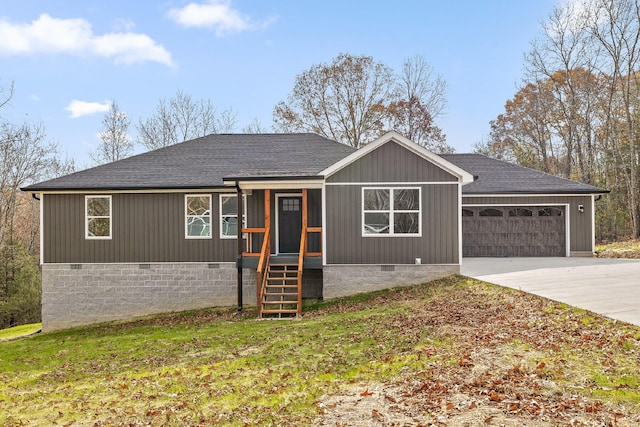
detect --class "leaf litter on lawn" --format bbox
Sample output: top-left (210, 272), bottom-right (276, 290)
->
top-left (310, 277), bottom-right (640, 426)
top-left (2, 276), bottom-right (640, 426)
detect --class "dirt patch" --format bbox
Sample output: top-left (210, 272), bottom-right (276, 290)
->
top-left (313, 381), bottom-right (557, 426)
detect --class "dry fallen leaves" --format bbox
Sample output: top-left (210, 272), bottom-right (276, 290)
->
top-left (312, 279), bottom-right (640, 426)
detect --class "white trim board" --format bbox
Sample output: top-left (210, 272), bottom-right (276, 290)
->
top-left (224, 179), bottom-right (324, 190)
top-left (31, 188), bottom-right (238, 195)
top-left (462, 193), bottom-right (600, 198)
top-left (325, 181), bottom-right (458, 186)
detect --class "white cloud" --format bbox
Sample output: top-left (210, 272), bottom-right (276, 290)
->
top-left (66, 100), bottom-right (110, 119)
top-left (167, 0), bottom-right (275, 36)
top-left (113, 18), bottom-right (136, 32)
top-left (0, 13), bottom-right (173, 66)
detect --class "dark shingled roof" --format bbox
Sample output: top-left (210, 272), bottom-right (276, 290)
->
top-left (23, 134), bottom-right (607, 195)
top-left (440, 153), bottom-right (608, 195)
top-left (23, 133), bottom-right (356, 191)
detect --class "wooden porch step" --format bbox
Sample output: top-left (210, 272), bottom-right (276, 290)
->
top-left (259, 261), bottom-right (301, 319)
top-left (260, 309), bottom-right (300, 314)
top-left (263, 293), bottom-right (298, 304)
top-left (262, 289), bottom-right (298, 297)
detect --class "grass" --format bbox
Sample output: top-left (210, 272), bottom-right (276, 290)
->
top-left (0, 323), bottom-right (41, 341)
top-left (1, 277), bottom-right (639, 426)
top-left (596, 239), bottom-right (640, 258)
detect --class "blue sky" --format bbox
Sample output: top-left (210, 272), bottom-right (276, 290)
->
top-left (0, 0), bottom-right (558, 166)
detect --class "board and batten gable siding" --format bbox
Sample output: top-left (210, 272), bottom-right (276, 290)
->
top-left (43, 192), bottom-right (241, 263)
top-left (325, 141), bottom-right (461, 265)
top-left (462, 195), bottom-right (594, 253)
top-left (325, 141), bottom-right (458, 183)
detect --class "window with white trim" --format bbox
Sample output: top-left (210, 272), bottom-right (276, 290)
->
top-left (363, 188), bottom-right (421, 236)
top-left (220, 194), bottom-right (247, 239)
top-left (185, 194), bottom-right (211, 238)
top-left (85, 195), bottom-right (112, 239)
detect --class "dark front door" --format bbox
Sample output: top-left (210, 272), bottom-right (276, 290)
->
top-left (278, 196), bottom-right (302, 253)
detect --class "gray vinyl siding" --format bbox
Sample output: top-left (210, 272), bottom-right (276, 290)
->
top-left (325, 140), bottom-right (461, 265)
top-left (326, 141), bottom-right (458, 183)
top-left (43, 192), bottom-right (240, 263)
top-left (325, 184), bottom-right (459, 264)
top-left (462, 195), bottom-right (593, 253)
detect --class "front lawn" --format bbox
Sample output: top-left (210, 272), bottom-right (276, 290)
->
top-left (1, 277), bottom-right (639, 426)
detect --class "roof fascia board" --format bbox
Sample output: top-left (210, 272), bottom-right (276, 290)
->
top-left (224, 179), bottom-right (324, 190)
top-left (319, 131), bottom-right (474, 184)
top-left (462, 192), bottom-right (608, 197)
top-left (24, 188), bottom-right (234, 195)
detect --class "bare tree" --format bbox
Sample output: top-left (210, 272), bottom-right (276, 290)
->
top-left (273, 53), bottom-right (396, 148)
top-left (587, 0), bottom-right (640, 237)
top-left (0, 122), bottom-right (59, 247)
top-left (384, 55), bottom-right (451, 152)
top-left (0, 81), bottom-right (73, 324)
top-left (91, 101), bottom-right (133, 165)
top-left (525, 1), bottom-right (604, 182)
top-left (137, 90), bottom-right (238, 150)
top-left (398, 55), bottom-right (448, 122)
top-left (480, 0), bottom-right (640, 240)
top-left (242, 117), bottom-right (269, 133)
top-left (274, 53), bottom-right (451, 150)
top-left (0, 80), bottom-right (13, 113)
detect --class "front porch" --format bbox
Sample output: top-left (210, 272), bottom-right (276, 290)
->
top-left (240, 188), bottom-right (322, 318)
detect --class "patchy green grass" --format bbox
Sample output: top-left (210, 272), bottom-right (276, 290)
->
top-left (596, 239), bottom-right (640, 258)
top-left (0, 323), bottom-right (41, 341)
top-left (1, 277), bottom-right (639, 426)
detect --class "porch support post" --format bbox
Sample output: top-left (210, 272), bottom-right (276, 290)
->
top-left (259, 189), bottom-right (271, 306)
top-left (264, 189), bottom-right (271, 235)
top-left (302, 188), bottom-right (308, 255)
top-left (236, 183), bottom-right (243, 312)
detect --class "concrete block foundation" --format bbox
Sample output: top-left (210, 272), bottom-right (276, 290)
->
top-left (41, 263), bottom-right (255, 331)
top-left (322, 264), bottom-right (458, 299)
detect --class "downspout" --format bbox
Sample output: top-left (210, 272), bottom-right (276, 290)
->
top-left (32, 193), bottom-right (43, 266)
top-left (236, 182), bottom-right (243, 312)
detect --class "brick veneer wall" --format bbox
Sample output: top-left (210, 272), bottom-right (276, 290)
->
top-left (322, 264), bottom-right (458, 299)
top-left (41, 263), bottom-right (256, 331)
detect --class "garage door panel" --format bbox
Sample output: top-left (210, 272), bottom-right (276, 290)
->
top-left (462, 206), bottom-right (566, 257)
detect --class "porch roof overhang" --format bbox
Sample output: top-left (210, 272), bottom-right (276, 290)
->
top-left (222, 175), bottom-right (325, 190)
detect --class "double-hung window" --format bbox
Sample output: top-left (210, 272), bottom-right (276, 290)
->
top-left (86, 195), bottom-right (112, 239)
top-left (220, 194), bottom-right (246, 239)
top-left (185, 194), bottom-right (211, 238)
top-left (363, 187), bottom-right (421, 236)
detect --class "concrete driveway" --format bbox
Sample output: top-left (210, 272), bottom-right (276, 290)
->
top-left (461, 257), bottom-right (640, 327)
